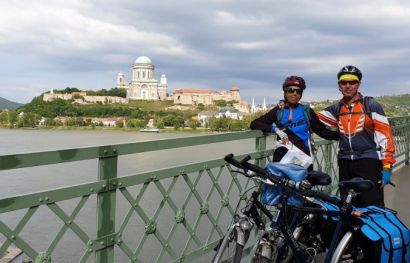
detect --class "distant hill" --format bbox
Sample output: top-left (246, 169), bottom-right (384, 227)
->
top-left (311, 94), bottom-right (410, 117)
top-left (0, 97), bottom-right (23, 110)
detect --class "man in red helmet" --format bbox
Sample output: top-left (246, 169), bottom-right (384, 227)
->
top-left (317, 65), bottom-right (396, 207)
top-left (250, 75), bottom-right (338, 169)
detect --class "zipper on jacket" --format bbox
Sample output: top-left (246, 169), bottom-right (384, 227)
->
top-left (347, 104), bottom-right (353, 160)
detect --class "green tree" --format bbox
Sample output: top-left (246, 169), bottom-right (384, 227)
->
top-left (188, 119), bottom-right (201, 130)
top-left (116, 120), bottom-right (124, 128)
top-left (215, 100), bottom-right (227, 107)
top-left (173, 116), bottom-right (184, 130)
top-left (156, 120), bottom-right (164, 129)
top-left (8, 111), bottom-right (18, 127)
top-left (197, 103), bottom-right (205, 111)
top-left (209, 116), bottom-right (231, 131)
top-left (44, 118), bottom-right (57, 127)
top-left (229, 119), bottom-right (246, 131)
top-left (0, 111), bottom-right (8, 126)
top-left (64, 117), bottom-right (84, 126)
top-left (16, 112), bottom-right (39, 128)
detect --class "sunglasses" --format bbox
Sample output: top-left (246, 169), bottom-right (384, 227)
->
top-left (286, 88), bottom-right (303, 94)
top-left (339, 80), bottom-right (359, 86)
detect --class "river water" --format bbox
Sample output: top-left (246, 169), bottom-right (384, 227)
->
top-left (0, 128), bottom-right (269, 262)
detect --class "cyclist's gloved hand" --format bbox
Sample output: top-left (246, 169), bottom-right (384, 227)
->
top-left (271, 124), bottom-right (288, 143)
top-left (380, 168), bottom-right (392, 188)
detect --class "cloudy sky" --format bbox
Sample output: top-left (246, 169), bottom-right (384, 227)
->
top-left (1, 0), bottom-right (410, 105)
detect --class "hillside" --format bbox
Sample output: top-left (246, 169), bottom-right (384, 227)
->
top-left (376, 94), bottom-right (410, 117)
top-left (0, 97), bottom-right (23, 110)
top-left (311, 94), bottom-right (410, 117)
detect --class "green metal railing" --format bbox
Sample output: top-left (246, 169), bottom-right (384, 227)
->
top-left (0, 116), bottom-right (409, 262)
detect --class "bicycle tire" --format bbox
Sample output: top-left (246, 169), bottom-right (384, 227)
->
top-left (250, 253), bottom-right (270, 263)
top-left (233, 243), bottom-right (244, 263)
top-left (331, 231), bottom-right (369, 263)
top-left (250, 240), bottom-right (273, 263)
top-left (213, 227), bottom-right (250, 263)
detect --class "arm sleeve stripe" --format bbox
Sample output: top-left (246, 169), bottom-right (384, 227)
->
top-left (317, 111), bottom-right (337, 127)
top-left (372, 112), bottom-right (389, 124)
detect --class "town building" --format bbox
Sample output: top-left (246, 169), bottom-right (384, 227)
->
top-left (117, 56), bottom-right (168, 100)
top-left (173, 86), bottom-right (241, 105)
top-left (43, 90), bottom-right (128, 104)
top-left (197, 107), bottom-right (246, 127)
top-left (43, 91), bottom-right (86, 102)
top-left (172, 85), bottom-right (249, 113)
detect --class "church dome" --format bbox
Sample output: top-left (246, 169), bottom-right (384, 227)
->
top-left (135, 56), bottom-right (152, 64)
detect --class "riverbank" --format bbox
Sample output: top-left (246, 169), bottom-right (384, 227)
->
top-left (0, 125), bottom-right (215, 134)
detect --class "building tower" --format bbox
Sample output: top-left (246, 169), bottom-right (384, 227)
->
top-left (229, 85), bottom-right (241, 102)
top-left (262, 97), bottom-right (267, 111)
top-left (117, 73), bottom-right (126, 88)
top-left (251, 97), bottom-right (256, 113)
top-left (157, 74), bottom-right (168, 100)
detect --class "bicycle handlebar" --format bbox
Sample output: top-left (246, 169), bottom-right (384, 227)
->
top-left (224, 154), bottom-right (247, 171)
top-left (224, 154), bottom-right (311, 191)
top-left (224, 154), bottom-right (343, 206)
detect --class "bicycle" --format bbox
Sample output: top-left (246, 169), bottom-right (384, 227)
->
top-left (212, 154), bottom-right (332, 263)
top-left (228, 153), bottom-right (409, 263)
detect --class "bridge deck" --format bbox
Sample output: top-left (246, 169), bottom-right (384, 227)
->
top-left (385, 165), bottom-right (410, 226)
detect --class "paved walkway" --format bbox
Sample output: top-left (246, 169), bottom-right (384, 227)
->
top-left (385, 165), bottom-right (410, 226)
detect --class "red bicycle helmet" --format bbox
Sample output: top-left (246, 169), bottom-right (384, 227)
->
top-left (282, 76), bottom-right (306, 90)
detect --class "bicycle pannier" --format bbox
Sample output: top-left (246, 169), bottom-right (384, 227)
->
top-left (355, 206), bottom-right (410, 263)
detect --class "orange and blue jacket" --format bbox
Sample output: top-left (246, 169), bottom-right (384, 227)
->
top-left (317, 93), bottom-right (395, 166)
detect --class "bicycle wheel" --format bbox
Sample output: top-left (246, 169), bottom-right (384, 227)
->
top-left (331, 231), bottom-right (370, 263)
top-left (251, 254), bottom-right (270, 263)
top-left (213, 226), bottom-right (250, 263)
top-left (250, 240), bottom-right (274, 263)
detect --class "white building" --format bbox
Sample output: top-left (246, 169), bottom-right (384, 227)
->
top-left (197, 107), bottom-right (246, 127)
top-left (216, 107), bottom-right (242, 120)
top-left (117, 56), bottom-right (168, 100)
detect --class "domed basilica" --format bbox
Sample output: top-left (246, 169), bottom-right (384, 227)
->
top-left (116, 56), bottom-right (168, 100)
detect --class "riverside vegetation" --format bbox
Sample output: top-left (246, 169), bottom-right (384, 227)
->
top-left (1, 87), bottom-right (409, 132)
top-left (0, 88), bottom-right (257, 132)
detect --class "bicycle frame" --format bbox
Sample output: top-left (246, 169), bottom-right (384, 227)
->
top-left (213, 186), bottom-right (274, 263)
top-left (222, 154), bottom-right (376, 263)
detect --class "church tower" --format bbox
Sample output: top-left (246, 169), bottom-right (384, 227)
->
top-left (157, 74), bottom-right (168, 100)
top-left (262, 97), bottom-right (267, 111)
top-left (251, 97), bottom-right (256, 113)
top-left (117, 73), bottom-right (126, 88)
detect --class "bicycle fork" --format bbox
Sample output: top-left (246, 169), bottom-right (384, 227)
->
top-left (213, 218), bottom-right (253, 263)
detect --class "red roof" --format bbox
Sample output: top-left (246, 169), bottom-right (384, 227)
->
top-left (230, 85), bottom-right (239, 91)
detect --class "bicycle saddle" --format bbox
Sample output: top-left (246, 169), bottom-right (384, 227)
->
top-left (306, 171), bottom-right (331, 186)
top-left (339, 177), bottom-right (374, 193)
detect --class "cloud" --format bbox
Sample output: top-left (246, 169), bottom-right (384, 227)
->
top-left (0, 0), bottom-right (410, 104)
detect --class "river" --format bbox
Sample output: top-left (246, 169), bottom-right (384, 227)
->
top-left (0, 128), bottom-right (269, 262)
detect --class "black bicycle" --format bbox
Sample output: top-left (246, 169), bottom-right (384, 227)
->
top-left (222, 153), bottom-right (382, 263)
top-left (213, 154), bottom-right (332, 263)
